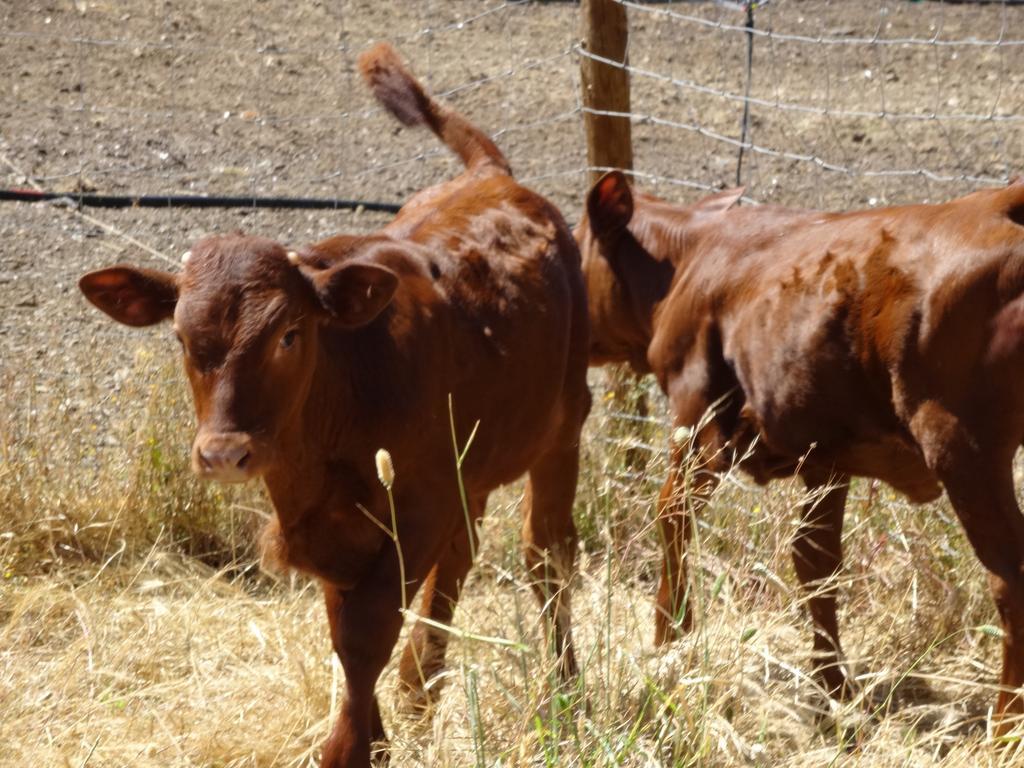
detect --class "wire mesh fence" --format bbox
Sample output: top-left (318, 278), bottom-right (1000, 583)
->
top-left (4, 0), bottom-right (1024, 473)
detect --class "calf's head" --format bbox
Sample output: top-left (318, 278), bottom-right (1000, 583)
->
top-left (79, 234), bottom-right (398, 483)
top-left (576, 171), bottom-right (743, 373)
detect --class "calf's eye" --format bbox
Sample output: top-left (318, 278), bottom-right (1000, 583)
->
top-left (281, 329), bottom-right (298, 349)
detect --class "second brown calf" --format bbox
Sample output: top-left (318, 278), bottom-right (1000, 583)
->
top-left (578, 170), bottom-right (1024, 733)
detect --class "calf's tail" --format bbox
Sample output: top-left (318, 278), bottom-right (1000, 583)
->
top-left (358, 42), bottom-right (511, 175)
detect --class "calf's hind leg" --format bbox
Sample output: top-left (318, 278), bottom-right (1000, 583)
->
top-left (913, 407), bottom-right (1024, 735)
top-left (937, 464), bottom-right (1024, 733)
top-left (523, 446), bottom-right (581, 679)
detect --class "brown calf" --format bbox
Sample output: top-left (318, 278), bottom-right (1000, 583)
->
top-left (79, 43), bottom-right (590, 767)
top-left (578, 170), bottom-right (1024, 732)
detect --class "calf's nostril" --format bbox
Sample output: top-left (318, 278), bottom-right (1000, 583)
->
top-left (194, 436), bottom-right (254, 477)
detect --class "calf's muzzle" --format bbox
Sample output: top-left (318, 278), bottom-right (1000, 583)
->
top-left (192, 431), bottom-right (256, 483)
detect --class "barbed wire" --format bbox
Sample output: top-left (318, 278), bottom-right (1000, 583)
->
top-left (575, 45), bottom-right (1024, 125)
top-left (617, 0), bottom-right (1024, 48)
top-left (581, 105), bottom-right (1011, 186)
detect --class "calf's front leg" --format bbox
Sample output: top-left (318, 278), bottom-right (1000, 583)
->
top-left (322, 584), bottom-right (396, 767)
top-left (523, 446), bottom-right (582, 679)
top-left (654, 423), bottom-right (725, 646)
top-left (321, 544), bottom-right (432, 768)
top-left (793, 470), bottom-right (850, 698)
top-left (397, 495), bottom-right (483, 713)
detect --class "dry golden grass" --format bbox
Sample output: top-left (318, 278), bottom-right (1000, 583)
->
top-left (3, 352), bottom-right (1024, 767)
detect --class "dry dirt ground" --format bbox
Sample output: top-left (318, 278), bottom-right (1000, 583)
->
top-left (3, 1), bottom-right (1024, 767)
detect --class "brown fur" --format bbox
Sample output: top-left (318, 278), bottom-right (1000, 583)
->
top-left (80, 44), bottom-right (589, 768)
top-left (579, 170), bottom-right (1024, 733)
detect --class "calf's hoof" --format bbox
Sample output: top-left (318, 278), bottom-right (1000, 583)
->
top-left (653, 605), bottom-right (693, 646)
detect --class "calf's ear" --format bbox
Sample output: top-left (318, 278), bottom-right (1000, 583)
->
top-left (586, 170), bottom-right (634, 239)
top-left (694, 186), bottom-right (745, 215)
top-left (79, 265), bottom-right (179, 326)
top-left (310, 260), bottom-right (399, 328)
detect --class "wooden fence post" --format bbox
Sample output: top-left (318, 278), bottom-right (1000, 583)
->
top-left (579, 0), bottom-right (648, 470)
top-left (580, 0), bottom-right (633, 186)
